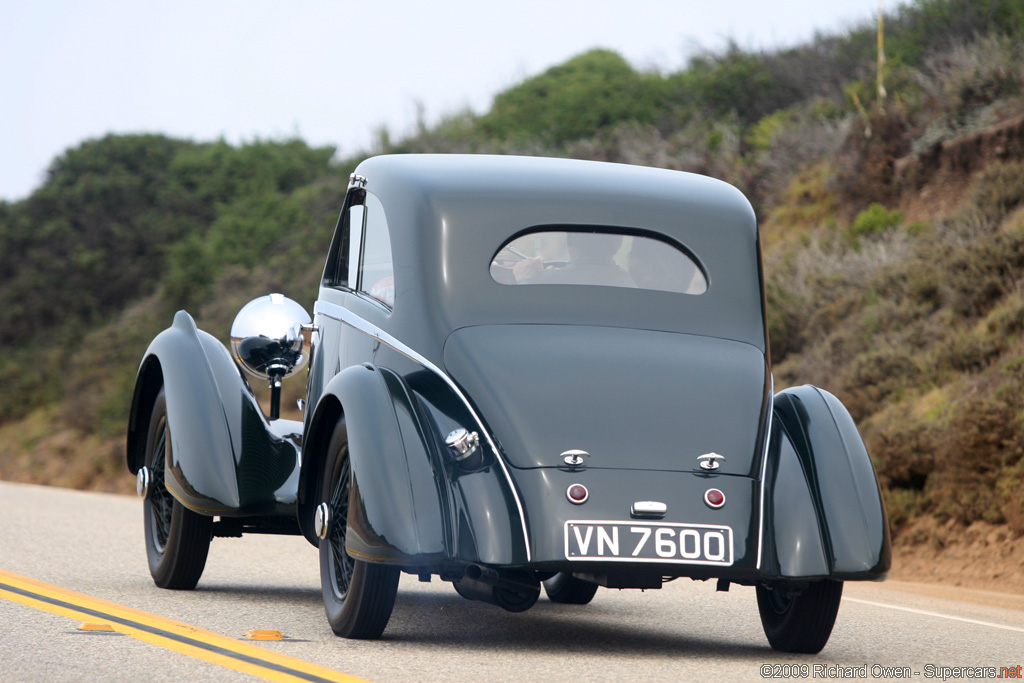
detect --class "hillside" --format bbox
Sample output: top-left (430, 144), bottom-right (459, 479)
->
top-left (2, 0), bottom-right (1024, 589)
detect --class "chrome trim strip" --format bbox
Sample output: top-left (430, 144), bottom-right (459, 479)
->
top-left (755, 374), bottom-right (775, 571)
top-left (314, 298), bottom-right (533, 561)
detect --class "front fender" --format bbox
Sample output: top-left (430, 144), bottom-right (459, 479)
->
top-left (761, 385), bottom-right (891, 580)
top-left (126, 310), bottom-right (299, 515)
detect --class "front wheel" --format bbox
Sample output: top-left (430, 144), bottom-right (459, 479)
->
top-left (756, 580), bottom-right (843, 653)
top-left (143, 387), bottom-right (212, 590)
top-left (319, 417), bottom-right (400, 639)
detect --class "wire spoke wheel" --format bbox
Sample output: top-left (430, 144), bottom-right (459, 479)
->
top-left (326, 458), bottom-right (355, 601)
top-left (318, 416), bottom-right (399, 639)
top-left (142, 387), bottom-right (212, 590)
top-left (148, 421), bottom-right (174, 553)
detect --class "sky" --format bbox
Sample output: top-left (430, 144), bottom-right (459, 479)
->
top-left (0, 0), bottom-right (902, 202)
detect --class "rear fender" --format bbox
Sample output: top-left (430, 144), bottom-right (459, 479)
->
top-left (762, 385), bottom-right (891, 580)
top-left (300, 364), bottom-right (447, 561)
top-left (126, 310), bottom-right (299, 515)
top-left (300, 362), bottom-right (530, 567)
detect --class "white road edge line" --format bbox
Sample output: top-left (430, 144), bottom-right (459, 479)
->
top-left (844, 597), bottom-right (1024, 634)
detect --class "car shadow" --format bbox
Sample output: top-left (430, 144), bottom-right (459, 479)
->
top-left (382, 590), bottom-right (771, 659)
top-left (193, 583), bottom-right (323, 608)
top-left (186, 580), bottom-right (773, 659)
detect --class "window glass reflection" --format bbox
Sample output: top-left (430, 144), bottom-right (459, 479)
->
top-left (490, 231), bottom-right (706, 295)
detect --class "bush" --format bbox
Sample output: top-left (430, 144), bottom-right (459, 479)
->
top-left (931, 391), bottom-right (1024, 524)
top-left (920, 34), bottom-right (1023, 122)
top-left (481, 50), bottom-right (666, 146)
top-left (868, 414), bottom-right (938, 491)
top-left (941, 232), bottom-right (1024, 317)
top-left (765, 277), bottom-right (807, 363)
top-left (968, 160), bottom-right (1024, 220)
top-left (761, 163), bottom-right (841, 243)
top-left (840, 346), bottom-right (921, 419)
top-left (886, 0), bottom-right (1024, 65)
top-left (750, 114), bottom-right (849, 209)
top-left (848, 203), bottom-right (905, 242)
top-left (667, 46), bottom-right (790, 126)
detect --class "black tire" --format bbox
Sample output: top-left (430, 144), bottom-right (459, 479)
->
top-left (143, 387), bottom-right (212, 590)
top-left (319, 417), bottom-right (400, 639)
top-left (543, 572), bottom-right (598, 604)
top-left (756, 580), bottom-right (843, 653)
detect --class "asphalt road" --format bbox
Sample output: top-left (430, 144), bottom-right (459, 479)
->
top-left (1, 481), bottom-right (1021, 682)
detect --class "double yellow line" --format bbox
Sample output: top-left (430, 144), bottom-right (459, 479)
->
top-left (0, 569), bottom-right (367, 683)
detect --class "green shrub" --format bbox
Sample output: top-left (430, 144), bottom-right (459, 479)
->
top-left (163, 234), bottom-right (218, 308)
top-left (747, 110), bottom-right (797, 152)
top-left (481, 49), bottom-right (666, 146)
top-left (886, 0), bottom-right (1024, 65)
top-left (669, 47), bottom-right (786, 126)
top-left (849, 203), bottom-right (905, 240)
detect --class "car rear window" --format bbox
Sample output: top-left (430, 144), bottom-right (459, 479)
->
top-left (490, 230), bottom-right (707, 294)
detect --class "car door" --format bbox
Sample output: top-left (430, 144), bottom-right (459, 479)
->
top-left (309, 187), bottom-right (396, 413)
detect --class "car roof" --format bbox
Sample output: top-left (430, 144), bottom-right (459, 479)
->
top-left (349, 154), bottom-right (766, 354)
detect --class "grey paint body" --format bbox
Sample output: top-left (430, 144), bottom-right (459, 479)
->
top-left (127, 154), bottom-right (889, 585)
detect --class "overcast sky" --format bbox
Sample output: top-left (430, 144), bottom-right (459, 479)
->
top-left (0, 0), bottom-right (901, 202)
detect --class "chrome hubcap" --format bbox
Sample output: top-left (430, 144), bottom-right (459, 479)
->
top-left (314, 502), bottom-right (330, 540)
top-left (136, 466), bottom-right (152, 499)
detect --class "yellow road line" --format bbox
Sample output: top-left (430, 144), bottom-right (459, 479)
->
top-left (0, 569), bottom-right (369, 683)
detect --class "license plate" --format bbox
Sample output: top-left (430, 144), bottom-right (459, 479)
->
top-left (564, 520), bottom-right (734, 566)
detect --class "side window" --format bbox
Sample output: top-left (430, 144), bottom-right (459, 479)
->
top-left (357, 193), bottom-right (395, 308)
top-left (346, 205), bottom-right (366, 287)
top-left (323, 188), bottom-right (366, 288)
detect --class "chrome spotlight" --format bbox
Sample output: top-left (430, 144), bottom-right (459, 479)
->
top-left (230, 294), bottom-right (312, 381)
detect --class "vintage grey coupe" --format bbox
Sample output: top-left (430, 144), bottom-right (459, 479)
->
top-left (126, 154), bottom-right (890, 652)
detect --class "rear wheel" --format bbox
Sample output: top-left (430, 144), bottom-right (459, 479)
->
top-left (143, 387), bottom-right (212, 590)
top-left (319, 417), bottom-right (400, 639)
top-left (543, 572), bottom-right (598, 604)
top-left (756, 580), bottom-right (843, 653)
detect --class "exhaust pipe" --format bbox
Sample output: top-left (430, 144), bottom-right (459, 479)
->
top-left (452, 565), bottom-right (540, 613)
